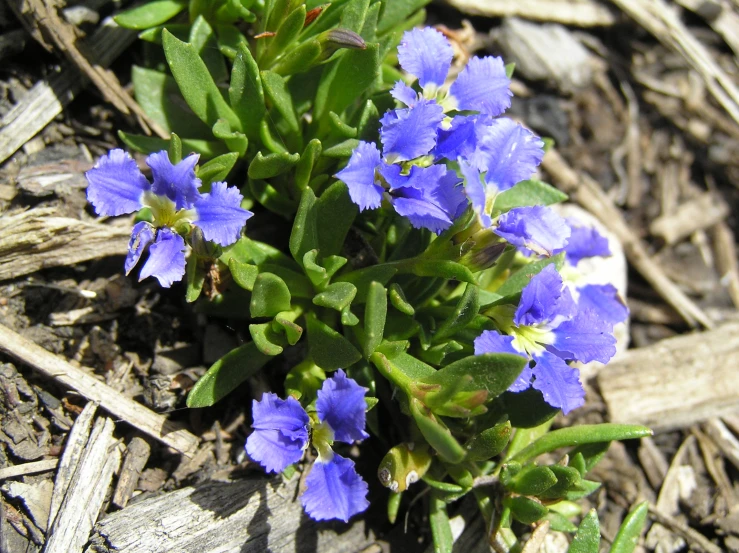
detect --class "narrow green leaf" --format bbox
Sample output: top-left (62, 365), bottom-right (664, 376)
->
top-left (274, 312), bottom-right (303, 345)
top-left (569, 442), bottom-right (610, 474)
top-left (306, 313), bottom-right (362, 370)
top-left (568, 510), bottom-right (600, 553)
top-left (433, 283), bottom-right (479, 342)
top-left (328, 111), bottom-right (358, 138)
top-left (610, 501), bottom-right (649, 553)
top-left (495, 388), bottom-right (560, 429)
top-left (228, 259), bottom-right (258, 290)
top-left (313, 282), bottom-right (357, 311)
top-left (250, 322), bottom-right (285, 355)
top-left (313, 181), bottom-right (358, 258)
top-left (539, 465), bottom-right (582, 499)
top-left (464, 422), bottom-right (512, 461)
top-left (337, 265), bottom-right (398, 301)
top-left (295, 139), bottom-right (322, 191)
top-left (410, 398), bottom-right (465, 464)
top-left (339, 0), bottom-right (370, 33)
top-left (265, 5), bottom-right (306, 64)
top-left (260, 263), bottom-right (314, 298)
top-left (430, 491), bottom-right (454, 553)
top-left (322, 138), bottom-right (360, 158)
top-left (248, 151), bottom-right (300, 179)
top-left (387, 492), bottom-right (402, 525)
top-left (118, 131), bottom-right (227, 158)
top-left (261, 70), bottom-right (300, 133)
top-left (545, 511), bottom-right (578, 533)
top-left (398, 259), bottom-right (475, 284)
top-left (168, 133), bottom-right (182, 164)
top-left (197, 152), bottom-right (239, 187)
top-left (114, 0), bottom-right (186, 30)
top-left (363, 282), bottom-right (387, 359)
top-left (187, 342), bottom-right (270, 407)
top-left (185, 254), bottom-right (205, 302)
top-left (250, 272), bottom-right (292, 317)
top-left (211, 119), bottom-right (248, 157)
top-left (512, 424), bottom-right (653, 463)
top-left (162, 29), bottom-right (241, 130)
top-left (249, 178), bottom-right (296, 217)
top-left (494, 253), bottom-right (565, 298)
top-left (388, 283), bottom-right (414, 316)
top-left (493, 179), bottom-right (568, 213)
top-left (565, 479), bottom-right (602, 501)
top-left (376, 0), bottom-right (429, 34)
top-left (229, 42), bottom-right (265, 140)
top-left (504, 495), bottom-right (548, 525)
top-left (272, 39), bottom-right (322, 75)
top-left (290, 189), bottom-right (318, 264)
top-left (189, 16), bottom-right (228, 84)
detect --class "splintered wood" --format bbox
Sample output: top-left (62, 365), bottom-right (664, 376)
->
top-left (91, 476), bottom-right (378, 553)
top-left (0, 207), bottom-right (131, 281)
top-left (599, 322), bottom-right (739, 431)
top-left (443, 0), bottom-right (617, 26)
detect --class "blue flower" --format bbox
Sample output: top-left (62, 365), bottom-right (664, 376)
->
top-left (380, 100), bottom-right (445, 162)
top-left (495, 206), bottom-right (570, 255)
top-left (86, 149), bottom-right (253, 287)
top-left (245, 370), bottom-right (370, 522)
top-left (556, 221), bottom-right (611, 265)
top-left (475, 265), bottom-right (617, 413)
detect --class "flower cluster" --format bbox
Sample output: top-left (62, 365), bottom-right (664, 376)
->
top-left (246, 370), bottom-right (370, 522)
top-left (336, 27), bottom-right (568, 256)
top-left (85, 149), bottom-right (253, 287)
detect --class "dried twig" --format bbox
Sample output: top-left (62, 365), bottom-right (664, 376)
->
top-left (649, 192), bottom-right (729, 245)
top-left (0, 323), bottom-right (199, 456)
top-left (0, 459), bottom-right (59, 481)
top-left (647, 505), bottom-right (723, 553)
top-left (112, 436), bottom-right (151, 509)
top-left (542, 149), bottom-right (713, 328)
top-left (443, 0), bottom-right (617, 26)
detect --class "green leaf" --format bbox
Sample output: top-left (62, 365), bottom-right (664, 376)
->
top-left (250, 272), bottom-right (292, 317)
top-left (315, 181), bottom-right (357, 259)
top-left (337, 265), bottom-right (398, 301)
top-left (229, 42), bottom-right (265, 140)
top-left (185, 254), bottom-right (205, 302)
top-left (314, 43), bottom-right (380, 122)
top-left (162, 29), bottom-right (241, 130)
top-left (189, 16), bottom-right (228, 83)
top-left (187, 342), bottom-right (270, 407)
top-left (508, 466), bottom-right (558, 496)
top-left (398, 259), bottom-right (475, 284)
top-left (495, 388), bottom-right (561, 429)
top-left (248, 151), bottom-right (300, 179)
top-left (429, 491), bottom-right (454, 553)
top-left (376, 0), bottom-right (429, 35)
top-left (539, 465), bottom-right (582, 499)
top-left (274, 312), bottom-right (303, 345)
top-left (290, 188), bottom-right (319, 264)
top-left (322, 138), bottom-right (360, 158)
top-left (272, 39), bottom-right (322, 75)
top-left (261, 70), bottom-right (300, 133)
top-left (328, 111), bottom-right (358, 138)
top-left (418, 341), bottom-right (464, 366)
top-left (264, 5), bottom-right (306, 65)
top-left (512, 424), bottom-right (653, 463)
top-left (295, 139), bottom-right (322, 191)
top-left (545, 511), bottom-right (578, 533)
top-left (313, 282), bottom-right (357, 311)
top-left (610, 501), bottom-right (649, 553)
top-left (306, 313), bottom-right (362, 370)
top-left (493, 179), bottom-right (568, 213)
top-left (569, 442), bottom-right (610, 474)
top-left (212, 119), bottom-right (248, 157)
top-left (260, 263), bottom-right (314, 298)
top-left (359, 0), bottom-right (380, 41)
top-left (409, 398), bottom-right (465, 464)
top-left (363, 282), bottom-right (387, 359)
top-left (422, 353), bottom-right (527, 402)
top-left (504, 496), bottom-right (548, 525)
top-left (196, 152), bottom-right (238, 188)
top-left (118, 131), bottom-right (227, 158)
top-left (228, 259), bottom-right (258, 290)
top-left (494, 253), bottom-right (565, 298)
top-left (114, 0), bottom-right (186, 30)
top-left (387, 492), bottom-right (402, 525)
top-left (464, 421), bottom-right (512, 461)
top-left (375, 340), bottom-right (408, 358)
top-left (568, 510), bottom-right (600, 553)
top-left (168, 132), bottom-right (182, 164)
top-left (131, 67), bottom-right (212, 138)
top-left (339, 0), bottom-right (370, 33)
top-left (388, 283), bottom-right (414, 315)
top-left (433, 284), bottom-right (479, 342)
top-left (249, 178), bottom-right (296, 217)
top-left (250, 322), bottom-right (285, 355)
top-left (565, 479), bottom-right (601, 501)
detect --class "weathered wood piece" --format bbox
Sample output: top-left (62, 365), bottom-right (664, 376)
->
top-left (45, 417), bottom-right (121, 553)
top-left (442, 0), bottom-right (617, 26)
top-left (112, 436), bottom-right (151, 509)
top-left (0, 323), bottom-right (200, 456)
top-left (0, 459), bottom-right (58, 481)
top-left (599, 322), bottom-right (739, 431)
top-left (47, 402), bottom-right (97, 529)
top-left (0, 18), bottom-right (134, 165)
top-left (0, 207), bottom-right (131, 282)
top-left (704, 418), bottom-right (739, 472)
top-left (650, 192), bottom-right (729, 245)
top-left (89, 476), bottom-right (378, 553)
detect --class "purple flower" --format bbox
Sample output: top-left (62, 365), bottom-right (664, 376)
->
top-left (86, 149), bottom-right (253, 287)
top-left (335, 141), bottom-right (384, 211)
top-left (245, 370), bottom-right (370, 522)
top-left (397, 27), bottom-right (453, 93)
top-left (576, 284), bottom-right (629, 325)
top-left (475, 265), bottom-right (617, 413)
top-left (449, 56), bottom-right (512, 116)
top-left (557, 221), bottom-right (611, 265)
top-left (380, 100), bottom-right (445, 162)
top-left (495, 206), bottom-right (570, 255)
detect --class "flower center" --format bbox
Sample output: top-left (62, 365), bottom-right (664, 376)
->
top-left (311, 420), bottom-right (335, 462)
top-left (143, 192), bottom-right (194, 230)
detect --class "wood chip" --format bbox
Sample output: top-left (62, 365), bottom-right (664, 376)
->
top-left (0, 458), bottom-right (58, 481)
top-left (92, 476), bottom-right (378, 553)
top-left (442, 0), bottom-right (617, 26)
top-left (599, 323), bottom-right (739, 430)
top-left (650, 192), bottom-right (729, 245)
top-left (705, 418), bottom-right (739, 472)
top-left (112, 436), bottom-right (151, 509)
top-left (0, 323), bottom-right (199, 457)
top-left (647, 504), bottom-right (723, 553)
top-left (45, 417), bottom-right (121, 553)
top-left (0, 207), bottom-right (131, 282)
top-left (713, 222), bottom-right (739, 309)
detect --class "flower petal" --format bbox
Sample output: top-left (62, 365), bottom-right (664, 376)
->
top-left (459, 159), bottom-right (491, 228)
top-left (125, 221), bottom-right (154, 275)
top-left (380, 101), bottom-right (445, 161)
top-left (550, 308), bottom-right (617, 364)
top-left (194, 181), bottom-right (253, 247)
top-left (138, 228), bottom-right (186, 288)
top-left (474, 329), bottom-right (522, 356)
top-left (246, 393), bottom-right (310, 473)
top-left (449, 56), bottom-right (512, 116)
top-left (576, 284), bottom-right (629, 325)
top-left (514, 264), bottom-right (576, 327)
top-left (390, 81), bottom-right (419, 107)
top-left (85, 149), bottom-right (149, 216)
top-left (147, 151), bottom-right (202, 210)
top-left (481, 118), bottom-right (544, 191)
top-left (301, 454), bottom-right (369, 522)
top-left (495, 206), bottom-right (570, 256)
top-left (531, 351), bottom-right (585, 414)
top-left (558, 222), bottom-right (611, 265)
top-left (335, 141), bottom-right (384, 211)
top-left (397, 27), bottom-right (453, 91)
top-left (316, 369), bottom-right (369, 443)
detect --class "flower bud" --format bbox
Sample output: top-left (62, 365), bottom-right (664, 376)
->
top-left (317, 29), bottom-right (366, 62)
